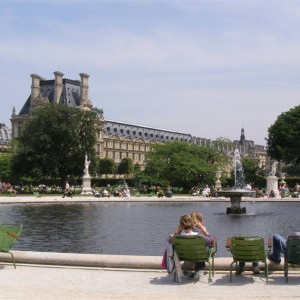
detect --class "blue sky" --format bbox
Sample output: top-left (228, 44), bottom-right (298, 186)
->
top-left (1, 0), bottom-right (300, 145)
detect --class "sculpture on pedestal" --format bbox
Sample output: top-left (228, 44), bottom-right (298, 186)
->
top-left (266, 161), bottom-right (279, 197)
top-left (84, 154), bottom-right (90, 177)
top-left (81, 154), bottom-right (92, 194)
top-left (269, 161), bottom-right (278, 176)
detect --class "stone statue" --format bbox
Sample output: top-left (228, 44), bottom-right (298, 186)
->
top-left (84, 154), bottom-right (90, 177)
top-left (269, 161), bottom-right (278, 176)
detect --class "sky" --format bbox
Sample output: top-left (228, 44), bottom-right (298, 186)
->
top-left (1, 0), bottom-right (300, 146)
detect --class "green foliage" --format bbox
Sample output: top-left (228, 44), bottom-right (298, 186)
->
top-left (97, 158), bottom-right (116, 175)
top-left (117, 158), bottom-right (134, 175)
top-left (134, 163), bottom-right (141, 173)
top-left (0, 153), bottom-right (13, 182)
top-left (143, 141), bottom-right (221, 188)
top-left (242, 157), bottom-right (265, 184)
top-left (12, 103), bottom-right (98, 182)
top-left (267, 105), bottom-right (300, 165)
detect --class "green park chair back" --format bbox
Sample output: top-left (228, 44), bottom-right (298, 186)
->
top-left (0, 223), bottom-right (22, 269)
top-left (226, 236), bottom-right (270, 283)
top-left (284, 235), bottom-right (300, 282)
top-left (172, 234), bottom-right (217, 283)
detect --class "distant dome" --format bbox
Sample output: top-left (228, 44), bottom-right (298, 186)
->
top-left (0, 123), bottom-right (11, 145)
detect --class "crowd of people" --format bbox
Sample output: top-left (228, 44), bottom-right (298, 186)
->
top-left (0, 180), bottom-right (17, 195)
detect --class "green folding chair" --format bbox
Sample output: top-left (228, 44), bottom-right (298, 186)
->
top-left (172, 234), bottom-right (217, 283)
top-left (284, 235), bottom-right (300, 282)
top-left (0, 223), bottom-right (22, 269)
top-left (226, 236), bottom-right (271, 283)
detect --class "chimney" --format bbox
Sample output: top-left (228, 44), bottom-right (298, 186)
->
top-left (79, 73), bottom-right (89, 104)
top-left (30, 74), bottom-right (41, 104)
top-left (54, 71), bottom-right (64, 103)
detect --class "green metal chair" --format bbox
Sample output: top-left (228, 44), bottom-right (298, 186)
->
top-left (226, 236), bottom-right (271, 283)
top-left (33, 191), bottom-right (41, 197)
top-left (284, 235), bottom-right (300, 282)
top-left (172, 234), bottom-right (217, 283)
top-left (0, 223), bottom-right (22, 269)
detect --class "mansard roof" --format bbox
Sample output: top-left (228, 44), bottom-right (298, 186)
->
top-left (104, 120), bottom-right (195, 144)
top-left (18, 79), bottom-right (81, 115)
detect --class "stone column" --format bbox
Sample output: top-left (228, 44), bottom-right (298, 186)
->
top-left (54, 71), bottom-right (64, 103)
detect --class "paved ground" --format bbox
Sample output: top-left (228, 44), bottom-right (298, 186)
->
top-left (0, 263), bottom-right (299, 300)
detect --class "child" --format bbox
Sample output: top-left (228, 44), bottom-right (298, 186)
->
top-left (176, 211), bottom-right (213, 245)
top-left (178, 214), bottom-right (198, 236)
top-left (190, 211), bottom-right (209, 236)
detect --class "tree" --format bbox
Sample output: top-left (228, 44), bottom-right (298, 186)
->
top-left (117, 158), bottom-right (134, 175)
top-left (241, 157), bottom-right (265, 185)
top-left (267, 105), bottom-right (300, 165)
top-left (12, 103), bottom-right (98, 183)
top-left (0, 153), bottom-right (13, 182)
top-left (97, 158), bottom-right (116, 175)
top-left (143, 141), bottom-right (221, 188)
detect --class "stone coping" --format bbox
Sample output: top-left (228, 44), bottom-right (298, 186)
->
top-left (0, 195), bottom-right (298, 204)
top-left (0, 251), bottom-right (292, 271)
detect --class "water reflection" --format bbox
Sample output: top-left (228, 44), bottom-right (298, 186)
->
top-left (1, 202), bottom-right (299, 257)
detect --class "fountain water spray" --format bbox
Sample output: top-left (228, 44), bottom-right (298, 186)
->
top-left (216, 148), bottom-right (255, 214)
top-left (234, 148), bottom-right (245, 189)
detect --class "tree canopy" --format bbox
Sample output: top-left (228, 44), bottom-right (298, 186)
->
top-left (266, 105), bottom-right (300, 165)
top-left (97, 158), bottom-right (116, 175)
top-left (117, 158), bottom-right (134, 175)
top-left (241, 157), bottom-right (265, 186)
top-left (12, 103), bottom-right (99, 183)
top-left (143, 141), bottom-right (222, 188)
top-left (0, 153), bottom-right (13, 182)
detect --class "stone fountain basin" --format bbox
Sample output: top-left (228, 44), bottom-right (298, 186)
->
top-left (216, 189), bottom-right (256, 198)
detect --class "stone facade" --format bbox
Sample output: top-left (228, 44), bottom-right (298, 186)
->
top-left (0, 123), bottom-right (11, 153)
top-left (10, 71), bottom-right (270, 171)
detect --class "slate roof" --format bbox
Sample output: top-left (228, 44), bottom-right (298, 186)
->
top-left (104, 120), bottom-right (195, 143)
top-left (18, 79), bottom-right (81, 115)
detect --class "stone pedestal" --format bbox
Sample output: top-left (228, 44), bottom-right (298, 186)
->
top-left (81, 175), bottom-right (92, 194)
top-left (226, 195), bottom-right (246, 214)
top-left (266, 176), bottom-right (279, 197)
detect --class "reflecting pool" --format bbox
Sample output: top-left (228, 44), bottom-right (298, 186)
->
top-left (1, 201), bottom-right (300, 257)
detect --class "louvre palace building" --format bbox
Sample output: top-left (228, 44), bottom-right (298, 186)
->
top-left (10, 72), bottom-right (270, 172)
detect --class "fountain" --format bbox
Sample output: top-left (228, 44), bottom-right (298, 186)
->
top-left (216, 148), bottom-right (255, 214)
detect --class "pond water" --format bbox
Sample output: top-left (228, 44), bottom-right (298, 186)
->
top-left (1, 201), bottom-right (300, 257)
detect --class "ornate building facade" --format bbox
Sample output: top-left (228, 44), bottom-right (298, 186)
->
top-left (0, 123), bottom-right (11, 153)
top-left (10, 72), bottom-right (270, 171)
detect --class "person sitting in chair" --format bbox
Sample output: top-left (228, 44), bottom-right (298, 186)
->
top-left (268, 232), bottom-right (300, 264)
